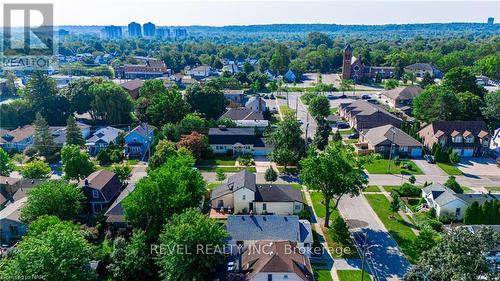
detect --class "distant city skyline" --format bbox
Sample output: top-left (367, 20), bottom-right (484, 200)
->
top-left (2, 0), bottom-right (498, 27)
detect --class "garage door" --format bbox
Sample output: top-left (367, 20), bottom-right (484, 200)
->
top-left (410, 148), bottom-right (422, 157)
top-left (462, 149), bottom-right (474, 157)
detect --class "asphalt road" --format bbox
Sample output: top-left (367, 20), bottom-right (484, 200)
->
top-left (274, 92), bottom-right (318, 140)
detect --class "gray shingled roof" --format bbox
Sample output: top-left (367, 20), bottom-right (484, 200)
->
top-left (404, 63), bottom-right (434, 72)
top-left (227, 215), bottom-right (308, 242)
top-left (422, 183), bottom-right (461, 206)
top-left (339, 100), bottom-right (402, 129)
top-left (420, 121), bottom-right (489, 138)
top-left (254, 185), bottom-right (304, 203)
top-left (361, 125), bottom-right (422, 147)
top-left (219, 108), bottom-right (265, 121)
top-left (211, 170), bottom-right (256, 200)
top-left (383, 86), bottom-right (422, 101)
top-left (208, 127), bottom-right (256, 145)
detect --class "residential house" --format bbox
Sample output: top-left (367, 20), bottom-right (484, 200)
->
top-left (0, 197), bottom-right (27, 246)
top-left (124, 124), bottom-right (155, 159)
top-left (0, 177), bottom-right (43, 209)
top-left (422, 183), bottom-right (500, 220)
top-left (245, 96), bottom-right (268, 112)
top-left (404, 63), bottom-right (443, 78)
top-left (0, 125), bottom-right (35, 152)
top-left (50, 75), bottom-right (91, 88)
top-left (284, 69), bottom-right (297, 82)
top-left (219, 108), bottom-right (269, 128)
top-left (50, 122), bottom-right (91, 146)
top-left (490, 128), bottom-right (500, 157)
top-left (233, 240), bottom-right (314, 281)
top-left (356, 125), bottom-right (423, 157)
top-left (210, 170), bottom-right (304, 216)
top-left (223, 89), bottom-right (245, 106)
top-left (187, 65), bottom-right (215, 79)
top-left (85, 126), bottom-right (124, 156)
top-left (120, 79), bottom-right (144, 99)
top-left (418, 121), bottom-right (491, 157)
top-left (104, 183), bottom-right (136, 230)
top-left (226, 215), bottom-right (313, 255)
top-left (208, 127), bottom-right (273, 156)
top-left (79, 170), bottom-right (122, 214)
top-left (380, 86), bottom-right (423, 108)
top-left (116, 58), bottom-right (168, 80)
top-left (223, 61), bottom-right (240, 74)
top-left (338, 100), bottom-right (402, 130)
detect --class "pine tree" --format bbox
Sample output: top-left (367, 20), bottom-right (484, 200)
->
top-left (264, 166), bottom-right (278, 183)
top-left (33, 113), bottom-right (56, 157)
top-left (463, 201), bottom-right (480, 224)
top-left (332, 129), bottom-right (342, 142)
top-left (65, 115), bottom-right (84, 146)
top-left (390, 193), bottom-right (401, 212)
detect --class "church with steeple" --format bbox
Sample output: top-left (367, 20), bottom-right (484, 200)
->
top-left (341, 43), bottom-right (396, 82)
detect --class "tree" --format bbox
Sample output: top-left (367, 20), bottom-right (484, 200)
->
top-left (62, 78), bottom-right (95, 114)
top-left (61, 145), bottom-right (95, 181)
top-left (463, 201), bottom-right (481, 225)
top-left (393, 155), bottom-right (401, 166)
top-left (481, 90), bottom-right (500, 128)
top-left (448, 151), bottom-right (460, 164)
top-left (475, 54), bottom-right (500, 80)
top-left (107, 229), bottom-right (153, 281)
top-left (176, 131), bottom-right (210, 162)
top-left (0, 99), bottom-right (35, 128)
top-left (384, 79), bottom-right (399, 90)
top-left (21, 180), bottom-right (85, 222)
top-left (419, 72), bottom-right (435, 89)
top-left (444, 175), bottom-right (463, 193)
top-left (332, 129), bottom-right (342, 142)
top-left (66, 115), bottom-right (85, 146)
top-left (390, 192), bottom-right (401, 212)
top-left (33, 113), bottom-right (57, 158)
top-left (312, 118), bottom-right (331, 151)
top-left (139, 79), bottom-right (166, 99)
top-left (269, 44), bottom-right (290, 75)
top-left (442, 67), bottom-right (487, 98)
top-left (148, 140), bottom-right (178, 170)
top-left (185, 84), bottom-right (226, 119)
top-left (331, 217), bottom-right (351, 245)
top-left (0, 216), bottom-right (95, 281)
top-left (112, 163), bottom-right (132, 186)
top-left (413, 227), bottom-right (439, 253)
top-left (403, 72), bottom-right (416, 85)
top-left (216, 168), bottom-right (226, 183)
top-left (456, 91), bottom-right (483, 120)
top-left (0, 148), bottom-right (13, 176)
top-left (339, 79), bottom-right (353, 94)
top-left (89, 81), bottom-right (133, 124)
top-left (300, 143), bottom-right (367, 227)
top-left (21, 160), bottom-right (51, 179)
top-left (264, 166), bottom-right (278, 183)
top-left (412, 85), bottom-right (459, 122)
top-left (405, 227), bottom-right (500, 281)
top-left (308, 95), bottom-right (330, 120)
top-left (307, 32), bottom-right (332, 48)
top-left (270, 147), bottom-right (297, 171)
top-left (123, 154), bottom-right (206, 239)
top-left (408, 175), bottom-right (416, 184)
top-left (269, 113), bottom-right (305, 163)
top-left (157, 208), bottom-right (228, 281)
top-left (145, 88), bottom-right (191, 125)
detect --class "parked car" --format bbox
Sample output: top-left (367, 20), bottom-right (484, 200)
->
top-left (367, 99), bottom-right (378, 104)
top-left (424, 154), bottom-right (435, 164)
top-left (339, 94), bottom-right (347, 99)
top-left (297, 119), bottom-right (304, 125)
top-left (348, 132), bottom-right (359, 139)
top-left (327, 94), bottom-right (334, 100)
top-left (263, 95), bottom-right (270, 99)
top-left (336, 123), bottom-right (350, 129)
top-left (269, 93), bottom-right (276, 100)
top-left (361, 94), bottom-right (370, 99)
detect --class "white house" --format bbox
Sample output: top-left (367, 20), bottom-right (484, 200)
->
top-left (490, 128), bottom-right (500, 157)
top-left (210, 170), bottom-right (304, 216)
top-left (208, 127), bottom-right (273, 156)
top-left (245, 96), bottom-right (268, 112)
top-left (219, 108), bottom-right (269, 128)
top-left (422, 183), bottom-right (500, 220)
top-left (187, 65), bottom-right (215, 78)
top-left (85, 126), bottom-right (124, 156)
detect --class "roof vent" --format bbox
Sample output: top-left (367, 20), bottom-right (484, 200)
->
top-left (228, 183), bottom-right (234, 191)
top-left (218, 125), bottom-right (227, 130)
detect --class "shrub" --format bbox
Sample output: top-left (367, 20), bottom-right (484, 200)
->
top-left (444, 176), bottom-right (463, 193)
top-left (238, 155), bottom-right (254, 166)
top-left (390, 193), bottom-right (401, 212)
top-left (408, 175), bottom-right (416, 184)
top-left (396, 183), bottom-right (421, 197)
top-left (393, 156), bottom-right (401, 166)
top-left (330, 217), bottom-right (351, 245)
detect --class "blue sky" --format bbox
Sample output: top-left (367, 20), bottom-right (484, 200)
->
top-left (3, 0), bottom-right (500, 26)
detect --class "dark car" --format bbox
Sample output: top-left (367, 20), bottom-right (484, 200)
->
top-left (367, 99), bottom-right (378, 104)
top-left (348, 132), bottom-right (359, 139)
top-left (424, 154), bottom-right (435, 164)
top-left (327, 94), bottom-right (334, 100)
top-left (339, 94), bottom-right (347, 99)
top-left (361, 94), bottom-right (370, 99)
top-left (263, 95), bottom-right (270, 99)
top-left (269, 94), bottom-right (276, 100)
top-left (336, 123), bottom-right (350, 129)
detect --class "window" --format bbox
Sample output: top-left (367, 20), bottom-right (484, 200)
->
top-left (92, 190), bottom-right (99, 199)
top-left (217, 200), bottom-right (224, 208)
top-left (283, 275), bottom-right (288, 280)
top-left (295, 204), bottom-right (301, 210)
top-left (9, 225), bottom-right (19, 236)
top-left (465, 136), bottom-right (474, 143)
top-left (400, 146), bottom-right (408, 152)
top-left (453, 136), bottom-right (462, 143)
top-left (93, 204), bottom-right (102, 213)
top-left (242, 195), bottom-right (246, 200)
top-left (263, 203), bottom-right (267, 211)
top-left (455, 208), bottom-right (461, 216)
top-left (267, 274), bottom-right (272, 281)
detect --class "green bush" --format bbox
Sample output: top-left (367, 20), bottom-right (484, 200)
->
top-left (330, 217), bottom-right (351, 245)
top-left (396, 183), bottom-right (421, 197)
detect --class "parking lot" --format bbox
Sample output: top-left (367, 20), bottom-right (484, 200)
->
top-left (458, 157), bottom-right (500, 176)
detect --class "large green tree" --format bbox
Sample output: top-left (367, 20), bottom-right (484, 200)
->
top-left (156, 208), bottom-right (228, 281)
top-left (0, 148), bottom-right (14, 176)
top-left (481, 90), bottom-right (500, 128)
top-left (412, 85), bottom-right (459, 122)
top-left (62, 78), bottom-right (95, 114)
top-left (21, 180), bottom-right (85, 222)
top-left (21, 159), bottom-right (51, 179)
top-left (146, 88), bottom-right (190, 125)
top-left (61, 145), bottom-right (95, 181)
top-left (33, 113), bottom-right (57, 158)
top-left (65, 115), bottom-right (85, 146)
top-left (89, 81), bottom-right (133, 124)
top-left (269, 113), bottom-right (305, 164)
top-left (442, 66), bottom-right (487, 97)
top-left (148, 140), bottom-right (179, 170)
top-left (0, 216), bottom-right (95, 281)
top-left (123, 154), bottom-right (206, 239)
top-left (308, 95), bottom-right (330, 120)
top-left (300, 143), bottom-right (367, 227)
top-left (185, 84), bottom-right (226, 119)
top-left (475, 54), bottom-right (500, 80)
top-left (269, 44), bottom-right (291, 75)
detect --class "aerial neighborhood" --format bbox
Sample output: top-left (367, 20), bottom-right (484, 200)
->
top-left (0, 7), bottom-right (499, 281)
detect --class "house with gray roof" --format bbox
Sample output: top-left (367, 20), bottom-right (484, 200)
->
top-left (357, 124), bottom-right (423, 157)
top-left (338, 100), bottom-right (402, 130)
top-left (0, 197), bottom-right (27, 245)
top-left (219, 108), bottom-right (269, 128)
top-left (104, 183), bottom-right (136, 230)
top-left (208, 127), bottom-right (273, 156)
top-left (380, 85), bottom-right (423, 108)
top-left (245, 96), bottom-right (268, 112)
top-left (226, 215), bottom-right (313, 255)
top-left (210, 171), bottom-right (304, 217)
top-left (0, 125), bottom-right (35, 152)
top-left (422, 183), bottom-right (500, 220)
top-left (404, 63), bottom-right (442, 78)
top-left (49, 122), bottom-right (91, 146)
top-left (85, 126), bottom-right (124, 156)
top-left (79, 170), bottom-right (122, 214)
top-left (223, 89), bottom-right (245, 106)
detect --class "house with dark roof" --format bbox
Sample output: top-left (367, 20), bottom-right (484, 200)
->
top-left (232, 240), bottom-right (314, 281)
top-left (356, 125), bottom-right (423, 157)
top-left (79, 170), bottom-right (122, 214)
top-left (116, 58), bottom-right (168, 80)
top-left (0, 125), bottom-right (35, 152)
top-left (0, 197), bottom-right (27, 246)
top-left (338, 100), bottom-right (402, 130)
top-left (219, 108), bottom-right (269, 128)
top-left (380, 85), bottom-right (423, 108)
top-left (404, 63), bottom-right (442, 78)
top-left (422, 183), bottom-right (500, 220)
top-left (210, 171), bottom-right (304, 217)
top-left (208, 127), bottom-right (273, 156)
top-left (120, 79), bottom-right (144, 99)
top-left (49, 122), bottom-right (91, 146)
top-left (187, 65), bottom-right (216, 78)
top-left (223, 89), bottom-right (245, 106)
top-left (124, 124), bottom-right (155, 159)
top-left (104, 183), bottom-right (136, 230)
top-left (226, 215), bottom-right (313, 255)
top-left (1, 177), bottom-right (43, 209)
top-left (85, 126), bottom-right (124, 156)
top-left (418, 121), bottom-right (491, 157)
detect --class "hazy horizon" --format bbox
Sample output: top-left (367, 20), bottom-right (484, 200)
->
top-left (1, 0), bottom-right (498, 27)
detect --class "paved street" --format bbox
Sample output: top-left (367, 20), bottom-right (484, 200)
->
top-left (274, 92), bottom-right (317, 139)
top-left (338, 195), bottom-right (411, 281)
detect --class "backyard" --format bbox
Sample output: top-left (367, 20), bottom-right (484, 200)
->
top-left (364, 159), bottom-right (423, 175)
top-left (364, 194), bottom-right (419, 263)
top-left (337, 270), bottom-right (372, 281)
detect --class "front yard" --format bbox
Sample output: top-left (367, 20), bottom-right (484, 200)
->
top-left (337, 270), bottom-right (372, 281)
top-left (364, 194), bottom-right (419, 263)
top-left (364, 159), bottom-right (423, 175)
top-left (339, 128), bottom-right (355, 135)
top-left (199, 155), bottom-right (237, 166)
top-left (436, 162), bottom-right (463, 175)
top-left (197, 166), bottom-right (257, 172)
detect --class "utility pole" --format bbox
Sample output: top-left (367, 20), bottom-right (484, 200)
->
top-left (295, 95), bottom-right (299, 120)
top-left (387, 127), bottom-right (396, 173)
top-left (360, 233), bottom-right (368, 281)
top-left (305, 113), bottom-right (309, 148)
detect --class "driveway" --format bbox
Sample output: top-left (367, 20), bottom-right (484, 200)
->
top-left (458, 157), bottom-right (500, 176)
top-left (412, 159), bottom-right (446, 176)
top-left (338, 195), bottom-right (411, 281)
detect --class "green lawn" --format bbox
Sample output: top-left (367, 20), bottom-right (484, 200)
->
top-left (337, 270), bottom-right (372, 281)
top-left (436, 162), bottom-right (463, 175)
top-left (199, 156), bottom-right (237, 166)
top-left (287, 183), bottom-right (303, 190)
top-left (310, 192), bottom-right (329, 218)
top-left (314, 268), bottom-right (333, 281)
top-left (206, 183), bottom-right (221, 189)
top-left (485, 186), bottom-right (500, 192)
top-left (462, 186), bottom-right (474, 193)
top-left (339, 128), bottom-right (355, 135)
top-left (279, 105), bottom-right (295, 116)
top-left (365, 159), bottom-right (423, 175)
top-left (197, 166), bottom-right (256, 172)
top-left (381, 185), bottom-right (400, 193)
top-left (125, 159), bottom-right (139, 165)
top-left (343, 139), bottom-right (358, 145)
top-left (330, 107), bottom-right (338, 115)
top-left (364, 185), bottom-right (381, 192)
top-left (364, 194), bottom-right (419, 262)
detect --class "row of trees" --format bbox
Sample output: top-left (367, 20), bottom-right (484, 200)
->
top-left (464, 200), bottom-right (500, 225)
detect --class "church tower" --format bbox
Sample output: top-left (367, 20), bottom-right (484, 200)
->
top-left (341, 43), bottom-right (353, 80)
